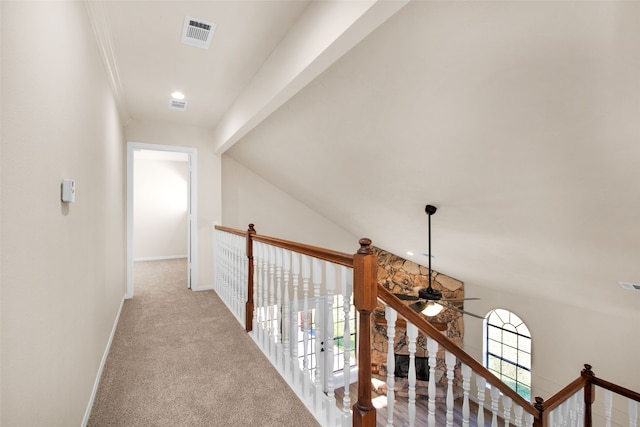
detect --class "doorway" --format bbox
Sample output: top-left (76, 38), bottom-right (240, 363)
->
top-left (126, 142), bottom-right (198, 298)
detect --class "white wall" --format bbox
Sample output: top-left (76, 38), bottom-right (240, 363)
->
top-left (1, 2), bottom-right (125, 425)
top-left (125, 120), bottom-right (221, 287)
top-left (463, 283), bottom-right (640, 407)
top-left (133, 157), bottom-right (188, 260)
top-left (221, 156), bottom-right (359, 254)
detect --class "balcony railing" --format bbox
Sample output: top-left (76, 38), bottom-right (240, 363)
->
top-left (213, 224), bottom-right (639, 427)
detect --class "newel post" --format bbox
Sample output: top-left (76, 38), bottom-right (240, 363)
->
top-left (582, 364), bottom-right (595, 427)
top-left (352, 238), bottom-right (377, 427)
top-left (533, 397), bottom-right (546, 427)
top-left (245, 224), bottom-right (256, 332)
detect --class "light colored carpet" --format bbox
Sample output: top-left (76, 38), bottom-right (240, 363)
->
top-left (88, 259), bottom-right (320, 427)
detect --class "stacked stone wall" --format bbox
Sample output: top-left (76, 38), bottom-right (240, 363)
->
top-left (371, 247), bottom-right (465, 400)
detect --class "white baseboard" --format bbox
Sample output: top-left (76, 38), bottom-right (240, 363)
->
top-left (133, 255), bottom-right (187, 262)
top-left (192, 283), bottom-right (214, 291)
top-left (81, 295), bottom-right (125, 427)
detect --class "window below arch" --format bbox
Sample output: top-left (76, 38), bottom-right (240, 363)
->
top-left (485, 309), bottom-right (532, 400)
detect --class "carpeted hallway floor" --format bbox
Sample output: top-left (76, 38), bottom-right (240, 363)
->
top-left (88, 259), bottom-right (320, 427)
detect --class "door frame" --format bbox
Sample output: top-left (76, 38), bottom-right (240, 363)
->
top-left (126, 141), bottom-right (198, 298)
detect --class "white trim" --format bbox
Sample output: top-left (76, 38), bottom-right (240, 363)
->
top-left (81, 296), bottom-right (125, 427)
top-left (133, 255), bottom-right (188, 262)
top-left (83, 0), bottom-right (130, 122)
top-left (126, 142), bottom-right (198, 298)
top-left (192, 284), bottom-right (215, 292)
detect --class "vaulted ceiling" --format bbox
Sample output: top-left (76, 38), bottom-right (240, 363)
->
top-left (94, 1), bottom-right (640, 319)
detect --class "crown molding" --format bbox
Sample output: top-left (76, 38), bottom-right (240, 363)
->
top-left (84, 0), bottom-right (131, 124)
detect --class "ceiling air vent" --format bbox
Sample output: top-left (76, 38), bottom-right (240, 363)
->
top-left (181, 16), bottom-right (216, 49)
top-left (168, 99), bottom-right (188, 111)
top-left (618, 281), bottom-right (640, 291)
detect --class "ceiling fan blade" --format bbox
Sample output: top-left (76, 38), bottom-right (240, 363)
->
top-left (409, 301), bottom-right (429, 313)
top-left (442, 297), bottom-right (480, 302)
top-left (440, 302), bottom-right (485, 319)
top-left (394, 293), bottom-right (420, 301)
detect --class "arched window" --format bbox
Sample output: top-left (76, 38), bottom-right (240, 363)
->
top-left (485, 309), bottom-right (532, 400)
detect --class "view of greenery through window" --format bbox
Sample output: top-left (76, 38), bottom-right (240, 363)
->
top-left (486, 309), bottom-right (532, 400)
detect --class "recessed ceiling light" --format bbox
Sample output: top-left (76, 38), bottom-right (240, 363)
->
top-left (406, 251), bottom-right (414, 256)
top-left (171, 91), bottom-right (185, 100)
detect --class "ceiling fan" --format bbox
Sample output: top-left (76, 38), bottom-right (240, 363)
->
top-left (393, 204), bottom-right (483, 319)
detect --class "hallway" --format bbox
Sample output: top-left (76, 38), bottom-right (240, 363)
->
top-left (88, 259), bottom-right (319, 426)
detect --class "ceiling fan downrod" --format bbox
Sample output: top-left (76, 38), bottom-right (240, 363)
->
top-left (419, 204), bottom-right (443, 301)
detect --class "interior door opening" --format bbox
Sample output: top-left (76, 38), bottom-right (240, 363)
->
top-left (126, 142), bottom-right (198, 298)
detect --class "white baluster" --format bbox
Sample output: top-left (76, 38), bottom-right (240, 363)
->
top-left (554, 402), bottom-right (565, 426)
top-left (445, 351), bottom-right (456, 427)
top-left (325, 262), bottom-right (336, 425)
top-left (629, 398), bottom-right (638, 427)
top-left (242, 236), bottom-right (248, 323)
top-left (275, 248), bottom-right (283, 371)
top-left (514, 404), bottom-right (524, 427)
top-left (576, 388), bottom-right (584, 424)
top-left (476, 376), bottom-right (487, 427)
top-left (291, 252), bottom-right (301, 390)
top-left (282, 250), bottom-right (291, 377)
top-left (562, 397), bottom-right (570, 426)
top-left (525, 412), bottom-right (534, 427)
top-left (255, 242), bottom-right (263, 345)
top-left (262, 243), bottom-right (270, 351)
top-left (385, 306), bottom-right (397, 427)
top-left (341, 266), bottom-right (352, 418)
top-left (461, 364), bottom-right (471, 427)
top-left (312, 257), bottom-right (323, 411)
top-left (503, 395), bottom-right (513, 427)
top-left (251, 241), bottom-right (258, 340)
top-left (301, 254), bottom-right (311, 397)
top-left (427, 337), bottom-right (438, 427)
top-left (275, 248), bottom-right (283, 348)
top-left (268, 246), bottom-right (276, 359)
top-left (490, 385), bottom-right (500, 427)
top-left (407, 322), bottom-right (418, 427)
top-left (232, 235), bottom-right (238, 316)
top-left (568, 392), bottom-right (578, 427)
top-left (604, 389), bottom-right (612, 427)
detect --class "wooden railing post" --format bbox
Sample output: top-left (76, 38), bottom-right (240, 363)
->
top-left (534, 397), bottom-right (546, 427)
top-left (582, 364), bottom-right (595, 427)
top-left (352, 238), bottom-right (377, 427)
top-left (245, 224), bottom-right (256, 332)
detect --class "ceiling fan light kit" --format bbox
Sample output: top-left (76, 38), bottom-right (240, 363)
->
top-left (421, 302), bottom-right (444, 317)
top-left (393, 203), bottom-right (483, 319)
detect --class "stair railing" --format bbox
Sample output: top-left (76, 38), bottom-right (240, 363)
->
top-left (214, 225), bottom-right (374, 426)
top-left (214, 224), bottom-right (639, 427)
top-left (377, 285), bottom-right (539, 426)
top-left (535, 364), bottom-right (640, 426)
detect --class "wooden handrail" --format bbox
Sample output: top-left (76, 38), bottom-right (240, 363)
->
top-left (377, 285), bottom-right (539, 418)
top-left (592, 376), bottom-right (640, 403)
top-left (214, 225), bottom-right (246, 237)
top-left (537, 364), bottom-right (640, 427)
top-left (534, 376), bottom-right (588, 415)
top-left (251, 234), bottom-right (354, 267)
top-left (214, 225), bottom-right (353, 267)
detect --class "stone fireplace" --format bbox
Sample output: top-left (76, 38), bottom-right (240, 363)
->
top-left (371, 247), bottom-right (465, 401)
